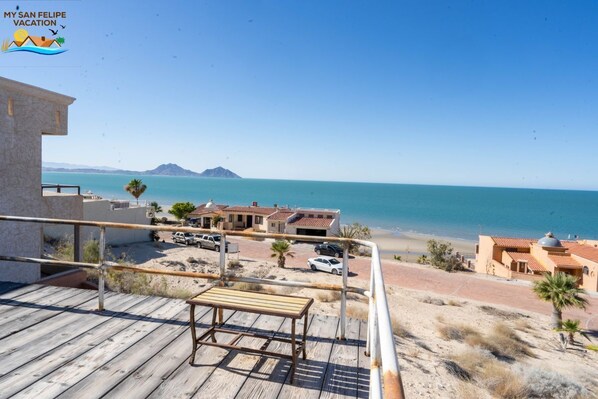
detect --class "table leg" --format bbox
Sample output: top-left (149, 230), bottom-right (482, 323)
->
top-left (290, 318), bottom-right (296, 383)
top-left (189, 304), bottom-right (197, 364)
top-left (302, 311), bottom-right (308, 360)
top-left (211, 307), bottom-right (218, 343)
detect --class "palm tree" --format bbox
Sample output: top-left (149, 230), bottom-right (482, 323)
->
top-left (270, 240), bottom-right (294, 268)
top-left (149, 201), bottom-right (162, 214)
top-left (335, 223), bottom-right (371, 254)
top-left (124, 179), bottom-right (147, 205)
top-left (558, 319), bottom-right (589, 345)
top-left (533, 272), bottom-right (588, 328)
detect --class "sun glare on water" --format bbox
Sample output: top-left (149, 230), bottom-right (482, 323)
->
top-left (13, 29), bottom-right (28, 42)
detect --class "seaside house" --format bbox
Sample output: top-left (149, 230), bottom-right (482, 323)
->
top-left (189, 201), bottom-right (341, 237)
top-left (476, 232), bottom-right (598, 292)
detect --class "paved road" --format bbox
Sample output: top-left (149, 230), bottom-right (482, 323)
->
top-left (226, 237), bottom-right (598, 330)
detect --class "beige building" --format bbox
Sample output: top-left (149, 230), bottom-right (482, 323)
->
top-left (476, 233), bottom-right (598, 292)
top-left (189, 201), bottom-right (341, 237)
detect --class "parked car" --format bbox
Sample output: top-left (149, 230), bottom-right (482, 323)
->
top-left (314, 243), bottom-right (344, 257)
top-left (172, 232), bottom-right (195, 245)
top-left (307, 256), bottom-right (345, 275)
top-left (196, 234), bottom-right (229, 252)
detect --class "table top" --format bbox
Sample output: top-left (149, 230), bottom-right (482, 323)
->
top-left (187, 286), bottom-right (313, 319)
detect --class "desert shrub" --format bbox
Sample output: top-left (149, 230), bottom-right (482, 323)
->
top-left (586, 344), bottom-right (598, 351)
top-left (447, 299), bottom-right (462, 307)
top-left (522, 367), bottom-right (587, 399)
top-left (479, 305), bottom-right (524, 320)
top-left (53, 238), bottom-right (74, 261)
top-left (443, 360), bottom-right (472, 381)
top-left (187, 257), bottom-right (199, 264)
top-left (107, 271), bottom-right (163, 296)
top-left (488, 322), bottom-right (532, 358)
top-left (427, 239), bottom-right (463, 272)
top-left (421, 296), bottom-right (445, 306)
top-left (390, 315), bottom-right (412, 338)
top-left (416, 255), bottom-right (428, 264)
top-left (437, 323), bottom-right (481, 342)
top-left (480, 361), bottom-right (528, 399)
top-left (233, 282), bottom-right (263, 292)
top-left (513, 318), bottom-right (533, 332)
top-left (454, 382), bottom-right (484, 399)
top-left (83, 239), bottom-right (100, 263)
top-left (228, 259), bottom-right (242, 268)
top-left (393, 255), bottom-right (402, 261)
top-left (317, 291), bottom-right (341, 303)
top-left (347, 303), bottom-right (368, 321)
top-left (450, 348), bottom-right (494, 376)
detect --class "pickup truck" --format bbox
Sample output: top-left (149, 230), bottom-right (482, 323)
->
top-left (172, 232), bottom-right (195, 245)
top-left (195, 234), bottom-right (228, 252)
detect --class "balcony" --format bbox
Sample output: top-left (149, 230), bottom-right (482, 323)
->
top-left (0, 282), bottom-right (369, 398)
top-left (0, 215), bottom-right (403, 398)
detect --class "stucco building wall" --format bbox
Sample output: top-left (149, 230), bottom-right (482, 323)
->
top-left (0, 78), bottom-right (75, 283)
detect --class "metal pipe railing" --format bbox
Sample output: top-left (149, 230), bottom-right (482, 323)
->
top-left (0, 214), bottom-right (403, 398)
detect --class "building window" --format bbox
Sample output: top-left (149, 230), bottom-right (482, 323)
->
top-left (255, 216), bottom-right (263, 224)
top-left (228, 215), bottom-right (233, 223)
top-left (237, 215), bottom-right (243, 222)
top-left (326, 215), bottom-right (333, 219)
top-left (271, 223), bottom-right (275, 227)
top-left (583, 266), bottom-right (590, 275)
top-left (7, 98), bottom-right (13, 116)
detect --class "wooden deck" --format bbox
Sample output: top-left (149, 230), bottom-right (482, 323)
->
top-left (0, 282), bottom-right (370, 399)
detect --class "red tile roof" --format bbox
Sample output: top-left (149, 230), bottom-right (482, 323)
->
top-left (549, 254), bottom-right (582, 269)
top-left (491, 237), bottom-right (533, 249)
top-left (189, 203), bottom-right (228, 216)
top-left (505, 252), bottom-right (546, 272)
top-left (224, 206), bottom-right (278, 216)
top-left (565, 242), bottom-right (598, 263)
top-left (268, 210), bottom-right (295, 221)
top-left (287, 216), bottom-right (334, 228)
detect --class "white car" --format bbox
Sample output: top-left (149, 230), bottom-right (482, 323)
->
top-left (307, 256), bottom-right (345, 275)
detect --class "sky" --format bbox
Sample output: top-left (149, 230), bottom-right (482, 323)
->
top-left (1, 1), bottom-right (597, 190)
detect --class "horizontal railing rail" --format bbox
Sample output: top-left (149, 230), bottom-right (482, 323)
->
top-left (41, 183), bottom-right (81, 195)
top-left (0, 214), bottom-right (404, 398)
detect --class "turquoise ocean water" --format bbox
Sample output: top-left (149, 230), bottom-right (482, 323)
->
top-left (42, 172), bottom-right (598, 242)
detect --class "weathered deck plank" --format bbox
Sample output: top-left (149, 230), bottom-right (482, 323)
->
top-left (0, 289), bottom-right (100, 346)
top-left (356, 319), bottom-right (370, 399)
top-left (56, 303), bottom-right (205, 399)
top-left (191, 313), bottom-right (287, 398)
top-left (0, 285), bottom-right (77, 328)
top-left (0, 294), bottom-right (153, 397)
top-left (0, 282), bottom-right (25, 295)
top-left (234, 316), bottom-right (313, 399)
top-left (144, 310), bottom-right (261, 399)
top-left (9, 296), bottom-right (181, 398)
top-left (103, 308), bottom-right (236, 399)
top-left (319, 317), bottom-right (361, 399)
top-left (276, 314), bottom-right (340, 399)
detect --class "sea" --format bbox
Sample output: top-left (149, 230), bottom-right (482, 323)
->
top-left (42, 172), bottom-right (598, 242)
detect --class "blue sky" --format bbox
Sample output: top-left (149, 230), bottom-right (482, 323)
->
top-left (2, 1), bottom-right (597, 189)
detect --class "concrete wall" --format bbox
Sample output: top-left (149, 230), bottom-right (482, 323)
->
top-left (571, 255), bottom-right (598, 292)
top-left (80, 200), bottom-right (151, 245)
top-left (475, 235), bottom-right (496, 274)
top-left (0, 78), bottom-right (74, 283)
top-left (41, 192), bottom-right (84, 240)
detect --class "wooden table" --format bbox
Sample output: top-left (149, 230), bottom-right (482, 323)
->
top-left (187, 287), bottom-right (314, 383)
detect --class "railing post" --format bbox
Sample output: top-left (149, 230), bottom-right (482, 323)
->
top-left (218, 232), bottom-right (226, 324)
top-left (98, 226), bottom-right (106, 311)
top-left (340, 246), bottom-right (349, 340)
top-left (73, 224), bottom-right (81, 262)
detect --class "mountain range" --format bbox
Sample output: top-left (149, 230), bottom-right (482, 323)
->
top-left (42, 163), bottom-right (241, 178)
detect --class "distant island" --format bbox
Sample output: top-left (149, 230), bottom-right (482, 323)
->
top-left (42, 163), bottom-right (241, 178)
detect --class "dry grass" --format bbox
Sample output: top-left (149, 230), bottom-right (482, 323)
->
top-left (421, 296), bottom-right (445, 306)
top-left (455, 382), bottom-right (485, 399)
top-left (436, 323), bottom-right (482, 342)
top-left (346, 303), bottom-right (368, 321)
top-left (316, 291), bottom-right (341, 303)
top-left (447, 299), bottom-right (462, 307)
top-left (232, 282), bottom-right (264, 292)
top-left (391, 315), bottom-right (412, 338)
top-left (513, 318), bottom-right (533, 332)
top-left (479, 361), bottom-right (528, 399)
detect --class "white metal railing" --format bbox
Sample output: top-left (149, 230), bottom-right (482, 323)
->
top-left (0, 215), bottom-right (404, 398)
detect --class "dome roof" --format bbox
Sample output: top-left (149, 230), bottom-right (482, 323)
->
top-left (538, 232), bottom-right (562, 247)
top-left (205, 199), bottom-right (214, 208)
